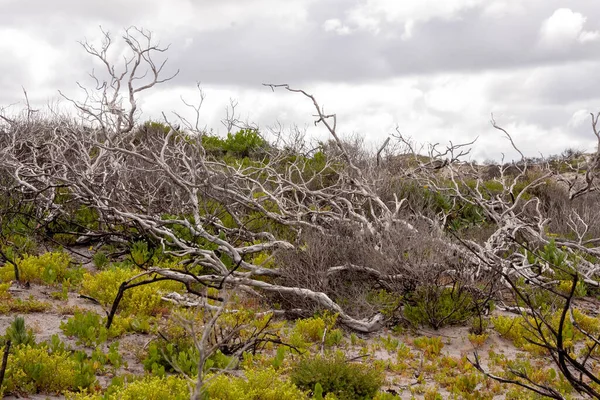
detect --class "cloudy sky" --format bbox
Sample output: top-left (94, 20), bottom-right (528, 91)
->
top-left (1, 0), bottom-right (600, 161)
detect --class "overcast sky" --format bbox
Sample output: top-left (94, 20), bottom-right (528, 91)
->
top-left (1, 0), bottom-right (600, 161)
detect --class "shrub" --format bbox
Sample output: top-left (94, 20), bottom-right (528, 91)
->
top-left (291, 354), bottom-right (384, 400)
top-left (92, 251), bottom-right (109, 269)
top-left (80, 266), bottom-right (182, 316)
top-left (0, 292), bottom-right (52, 314)
top-left (404, 286), bottom-right (482, 330)
top-left (412, 336), bottom-right (444, 359)
top-left (206, 367), bottom-right (307, 400)
top-left (468, 333), bottom-right (489, 348)
top-left (61, 311), bottom-right (137, 347)
top-left (60, 311), bottom-right (110, 346)
top-left (2, 344), bottom-right (97, 395)
top-left (203, 128), bottom-right (267, 159)
top-left (491, 315), bottom-right (526, 347)
top-left (68, 375), bottom-right (189, 400)
top-left (288, 314), bottom-right (344, 349)
top-left (0, 251), bottom-right (83, 286)
top-left (143, 340), bottom-right (199, 377)
top-left (4, 316), bottom-right (36, 347)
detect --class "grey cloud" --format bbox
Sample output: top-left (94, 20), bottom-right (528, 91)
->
top-left (166, 1), bottom-right (600, 87)
top-left (2, 0), bottom-right (600, 163)
top-left (4, 0), bottom-right (600, 89)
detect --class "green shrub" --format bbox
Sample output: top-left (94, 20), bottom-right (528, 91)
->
top-left (202, 128), bottom-right (267, 159)
top-left (60, 311), bottom-right (110, 346)
top-left (0, 290), bottom-right (52, 314)
top-left (144, 338), bottom-right (235, 378)
top-left (60, 311), bottom-right (134, 346)
top-left (366, 290), bottom-right (401, 318)
top-left (291, 354), bottom-right (384, 400)
top-left (92, 251), bottom-right (109, 269)
top-left (206, 367), bottom-right (307, 400)
top-left (0, 251), bottom-right (83, 286)
top-left (68, 375), bottom-right (189, 400)
top-left (0, 233), bottom-right (36, 262)
top-left (80, 266), bottom-right (182, 316)
top-left (2, 344), bottom-right (97, 395)
top-left (84, 343), bottom-right (125, 375)
top-left (404, 286), bottom-right (481, 330)
top-left (412, 336), bottom-right (444, 359)
top-left (4, 316), bottom-right (36, 347)
top-left (289, 314), bottom-right (343, 349)
top-left (143, 340), bottom-right (199, 377)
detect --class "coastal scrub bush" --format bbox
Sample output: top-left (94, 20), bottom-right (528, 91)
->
top-left (0, 251), bottom-right (83, 286)
top-left (291, 354), bottom-right (384, 400)
top-left (2, 344), bottom-right (97, 395)
top-left (80, 266), bottom-right (182, 316)
top-left (67, 375), bottom-right (189, 400)
top-left (206, 367), bottom-right (307, 400)
top-left (404, 286), bottom-right (482, 330)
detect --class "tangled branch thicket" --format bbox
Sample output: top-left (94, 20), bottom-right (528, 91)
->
top-left (2, 28), bottom-right (600, 397)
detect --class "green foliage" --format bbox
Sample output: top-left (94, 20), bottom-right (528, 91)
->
top-left (469, 315), bottom-right (490, 335)
top-left (289, 314), bottom-right (343, 349)
top-left (129, 240), bottom-right (153, 266)
top-left (223, 129), bottom-right (267, 156)
top-left (468, 332), bottom-right (489, 348)
top-left (490, 310), bottom-right (597, 356)
top-left (419, 185), bottom-right (487, 231)
top-left (89, 342), bottom-right (126, 373)
top-left (557, 278), bottom-right (587, 297)
top-left (50, 280), bottom-right (71, 301)
top-left (379, 335), bottom-right (400, 353)
top-left (0, 251), bottom-right (83, 286)
top-left (374, 392), bottom-right (402, 399)
top-left (412, 336), bottom-right (444, 359)
top-left (0, 233), bottom-right (36, 267)
top-left (0, 293), bottom-right (52, 314)
top-left (73, 205), bottom-right (100, 230)
top-left (92, 251), bottom-right (109, 269)
top-left (203, 128), bottom-right (267, 159)
top-left (143, 340), bottom-right (198, 377)
top-left (0, 198), bottom-right (38, 263)
top-left (314, 383), bottom-right (324, 400)
top-left (60, 311), bottom-right (110, 346)
top-left (404, 286), bottom-right (481, 330)
top-left (80, 265), bottom-right (182, 316)
top-left (291, 354), bottom-right (384, 400)
top-left (491, 315), bottom-right (528, 348)
top-left (206, 367), bottom-right (307, 400)
top-left (4, 316), bottom-right (36, 347)
top-left (271, 345), bottom-right (286, 370)
top-left (2, 344), bottom-right (97, 395)
top-left (144, 337), bottom-right (236, 378)
top-left (488, 351), bottom-right (573, 398)
top-left (69, 375), bottom-right (189, 400)
top-left (366, 290), bottom-right (401, 318)
top-left (60, 311), bottom-right (137, 346)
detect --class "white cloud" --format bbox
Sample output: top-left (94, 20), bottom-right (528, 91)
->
top-left (344, 0), bottom-right (484, 35)
top-left (0, 28), bottom-right (61, 88)
top-left (401, 19), bottom-right (415, 40)
top-left (183, 37), bottom-right (194, 49)
top-left (2, 0), bottom-right (600, 163)
top-left (323, 19), bottom-right (352, 35)
top-left (579, 30), bottom-right (600, 43)
top-left (482, 1), bottom-right (528, 18)
top-left (540, 8), bottom-right (600, 47)
top-left (569, 109), bottom-right (591, 128)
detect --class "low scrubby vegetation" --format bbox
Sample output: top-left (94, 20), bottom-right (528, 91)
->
top-left (0, 27), bottom-right (599, 399)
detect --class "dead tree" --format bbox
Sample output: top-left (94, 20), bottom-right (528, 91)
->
top-left (395, 117), bottom-right (600, 397)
